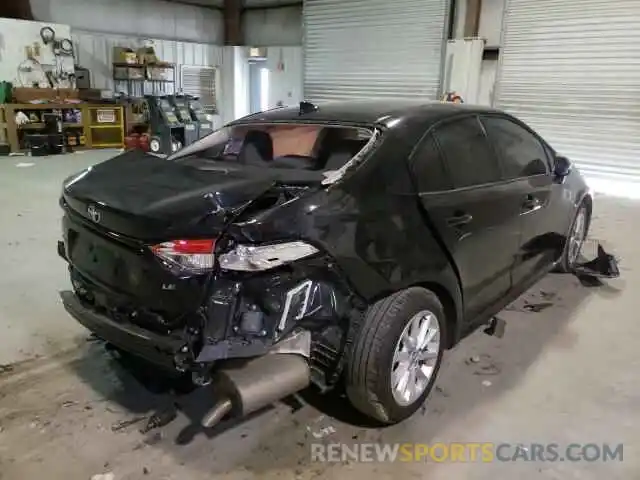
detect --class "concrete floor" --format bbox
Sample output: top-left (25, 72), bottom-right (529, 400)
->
top-left (0, 152), bottom-right (638, 479)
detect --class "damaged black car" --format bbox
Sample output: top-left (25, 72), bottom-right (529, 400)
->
top-left (58, 100), bottom-right (617, 427)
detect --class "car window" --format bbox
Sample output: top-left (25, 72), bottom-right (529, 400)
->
top-left (409, 133), bottom-right (452, 192)
top-left (433, 116), bottom-right (501, 189)
top-left (481, 116), bottom-right (549, 179)
top-left (168, 123), bottom-right (373, 172)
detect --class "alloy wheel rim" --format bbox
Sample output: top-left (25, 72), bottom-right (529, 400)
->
top-left (391, 310), bottom-right (441, 407)
top-left (568, 209), bottom-right (587, 265)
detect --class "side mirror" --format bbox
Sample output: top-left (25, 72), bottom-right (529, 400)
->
top-left (553, 155), bottom-right (572, 178)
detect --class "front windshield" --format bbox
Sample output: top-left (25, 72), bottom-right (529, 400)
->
top-left (169, 123), bottom-right (375, 173)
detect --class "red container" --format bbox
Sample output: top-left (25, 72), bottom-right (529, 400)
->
top-left (124, 133), bottom-right (140, 150)
top-left (138, 133), bottom-right (150, 152)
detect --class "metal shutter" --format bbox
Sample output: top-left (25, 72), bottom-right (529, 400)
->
top-left (303, 0), bottom-right (450, 102)
top-left (496, 0), bottom-right (640, 183)
top-left (181, 65), bottom-right (218, 113)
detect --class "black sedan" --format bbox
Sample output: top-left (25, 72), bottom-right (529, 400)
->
top-left (58, 100), bottom-right (614, 428)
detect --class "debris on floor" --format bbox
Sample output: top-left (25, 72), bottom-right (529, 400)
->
top-left (522, 301), bottom-right (554, 313)
top-left (90, 473), bottom-right (114, 480)
top-left (539, 290), bottom-right (557, 301)
top-left (139, 407), bottom-right (177, 434)
top-left (466, 354), bottom-right (502, 376)
top-left (0, 364), bottom-right (15, 375)
top-left (306, 415), bottom-right (337, 439)
top-left (15, 162), bottom-right (35, 168)
top-left (573, 243), bottom-right (620, 282)
top-left (111, 416), bottom-right (147, 433)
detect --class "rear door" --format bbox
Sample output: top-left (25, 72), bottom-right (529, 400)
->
top-left (480, 115), bottom-right (559, 287)
top-left (410, 116), bottom-right (523, 320)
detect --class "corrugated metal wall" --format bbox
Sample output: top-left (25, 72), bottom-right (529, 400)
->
top-left (496, 0), bottom-right (640, 182)
top-left (243, 6), bottom-right (303, 46)
top-left (31, 0), bottom-right (223, 44)
top-left (303, 0), bottom-right (450, 102)
top-left (266, 47), bottom-right (304, 108)
top-left (72, 30), bottom-right (224, 91)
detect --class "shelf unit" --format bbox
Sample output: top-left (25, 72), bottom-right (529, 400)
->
top-left (112, 62), bottom-right (176, 98)
top-left (0, 103), bottom-right (124, 153)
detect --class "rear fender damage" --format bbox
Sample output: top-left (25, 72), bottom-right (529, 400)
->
top-left (174, 183), bottom-right (360, 391)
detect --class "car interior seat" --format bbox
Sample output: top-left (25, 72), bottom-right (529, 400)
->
top-left (238, 130), bottom-right (273, 166)
top-left (315, 128), bottom-right (366, 171)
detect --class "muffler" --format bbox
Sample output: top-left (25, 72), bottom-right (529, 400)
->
top-left (202, 353), bottom-right (310, 428)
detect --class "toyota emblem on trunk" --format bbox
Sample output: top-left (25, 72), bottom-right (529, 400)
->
top-left (87, 204), bottom-right (101, 223)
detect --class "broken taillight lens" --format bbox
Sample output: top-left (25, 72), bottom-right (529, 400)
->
top-left (151, 239), bottom-right (216, 274)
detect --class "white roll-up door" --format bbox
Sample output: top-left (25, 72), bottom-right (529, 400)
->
top-left (303, 0), bottom-right (450, 102)
top-left (496, 0), bottom-right (640, 182)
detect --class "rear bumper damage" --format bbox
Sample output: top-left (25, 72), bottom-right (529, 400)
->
top-left (59, 233), bottom-right (351, 377)
top-left (60, 290), bottom-right (184, 370)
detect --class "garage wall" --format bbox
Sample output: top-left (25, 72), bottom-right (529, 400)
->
top-left (496, 0), bottom-right (640, 182)
top-left (30, 0), bottom-right (223, 44)
top-left (72, 30), bottom-right (223, 89)
top-left (266, 46), bottom-right (303, 108)
top-left (72, 30), bottom-right (225, 126)
top-left (243, 6), bottom-right (302, 46)
top-left (0, 18), bottom-right (75, 88)
top-left (303, 0), bottom-right (450, 102)
top-left (478, 0), bottom-right (504, 48)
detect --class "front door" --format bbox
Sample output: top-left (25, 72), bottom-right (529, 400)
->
top-left (412, 116), bottom-right (523, 320)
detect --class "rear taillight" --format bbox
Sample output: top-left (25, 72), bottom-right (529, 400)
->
top-left (151, 239), bottom-right (216, 273)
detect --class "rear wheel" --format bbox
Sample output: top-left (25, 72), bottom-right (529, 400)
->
top-left (345, 287), bottom-right (446, 424)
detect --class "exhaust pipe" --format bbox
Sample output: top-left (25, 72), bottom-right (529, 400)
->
top-left (202, 353), bottom-right (310, 428)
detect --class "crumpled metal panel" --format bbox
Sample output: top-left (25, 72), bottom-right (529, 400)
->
top-left (303, 0), bottom-right (450, 102)
top-left (496, 0), bottom-right (640, 183)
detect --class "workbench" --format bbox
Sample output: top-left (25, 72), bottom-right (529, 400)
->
top-left (0, 103), bottom-right (125, 153)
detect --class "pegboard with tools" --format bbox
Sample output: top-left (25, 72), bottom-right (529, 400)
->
top-left (0, 19), bottom-right (76, 90)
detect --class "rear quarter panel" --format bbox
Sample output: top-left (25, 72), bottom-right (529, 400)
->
top-left (305, 136), bottom-right (463, 318)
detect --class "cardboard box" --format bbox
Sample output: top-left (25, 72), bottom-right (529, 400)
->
top-left (136, 47), bottom-right (159, 65)
top-left (113, 47), bottom-right (138, 64)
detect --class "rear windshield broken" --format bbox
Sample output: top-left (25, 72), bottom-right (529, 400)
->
top-left (170, 123), bottom-right (374, 173)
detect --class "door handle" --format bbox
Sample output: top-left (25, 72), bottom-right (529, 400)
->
top-left (522, 195), bottom-right (541, 211)
top-left (446, 212), bottom-right (473, 227)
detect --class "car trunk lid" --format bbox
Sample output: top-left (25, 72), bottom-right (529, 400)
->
top-left (62, 150), bottom-right (279, 241)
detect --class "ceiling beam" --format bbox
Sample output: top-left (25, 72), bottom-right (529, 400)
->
top-left (0, 1), bottom-right (34, 20)
top-left (242, 1), bottom-right (302, 10)
top-left (464, 0), bottom-right (482, 37)
top-left (224, 0), bottom-right (242, 45)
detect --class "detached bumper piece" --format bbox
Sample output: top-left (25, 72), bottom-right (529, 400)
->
top-left (573, 243), bottom-right (620, 280)
top-left (60, 290), bottom-right (183, 370)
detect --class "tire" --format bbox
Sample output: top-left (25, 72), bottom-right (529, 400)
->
top-left (149, 137), bottom-right (161, 153)
top-left (171, 138), bottom-right (182, 152)
top-left (345, 287), bottom-right (447, 424)
top-left (558, 200), bottom-right (591, 273)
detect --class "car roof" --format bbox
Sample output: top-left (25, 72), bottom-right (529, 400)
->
top-left (230, 100), bottom-right (503, 129)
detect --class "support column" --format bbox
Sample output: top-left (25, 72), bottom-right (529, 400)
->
top-left (224, 0), bottom-right (242, 45)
